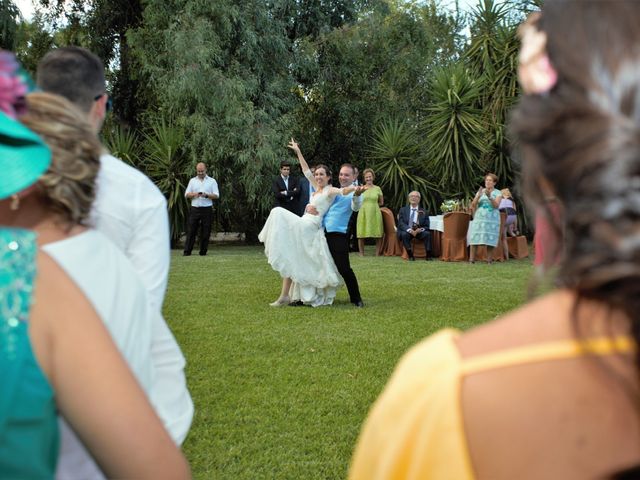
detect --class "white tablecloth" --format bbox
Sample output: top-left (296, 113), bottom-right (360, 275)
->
top-left (429, 215), bottom-right (444, 233)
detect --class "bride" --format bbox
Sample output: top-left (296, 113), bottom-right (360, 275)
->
top-left (259, 139), bottom-right (363, 307)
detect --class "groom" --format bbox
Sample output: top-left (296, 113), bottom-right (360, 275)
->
top-left (307, 163), bottom-right (365, 307)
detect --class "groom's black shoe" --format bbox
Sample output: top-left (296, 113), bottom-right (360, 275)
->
top-left (289, 300), bottom-right (305, 307)
top-left (353, 300), bottom-right (365, 308)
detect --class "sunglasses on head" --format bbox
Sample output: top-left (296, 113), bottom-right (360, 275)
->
top-left (94, 93), bottom-right (113, 113)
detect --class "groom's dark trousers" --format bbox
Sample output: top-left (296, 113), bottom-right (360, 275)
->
top-left (325, 232), bottom-right (361, 303)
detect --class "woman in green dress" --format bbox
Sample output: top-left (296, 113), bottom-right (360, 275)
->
top-left (468, 173), bottom-right (503, 264)
top-left (356, 168), bottom-right (384, 256)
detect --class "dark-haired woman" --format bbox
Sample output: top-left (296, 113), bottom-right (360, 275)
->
top-left (350, 2), bottom-right (640, 478)
top-left (259, 139), bottom-right (363, 306)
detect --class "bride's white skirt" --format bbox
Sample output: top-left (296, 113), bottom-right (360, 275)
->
top-left (258, 207), bottom-right (341, 306)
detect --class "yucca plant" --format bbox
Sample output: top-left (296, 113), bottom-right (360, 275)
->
top-left (367, 118), bottom-right (436, 212)
top-left (464, 0), bottom-right (528, 231)
top-left (102, 124), bottom-right (143, 168)
top-left (422, 63), bottom-right (488, 200)
top-left (142, 118), bottom-right (190, 247)
top-left (466, 1), bottom-right (521, 187)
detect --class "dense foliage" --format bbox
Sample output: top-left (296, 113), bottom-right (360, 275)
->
top-left (12, 0), bottom-right (534, 240)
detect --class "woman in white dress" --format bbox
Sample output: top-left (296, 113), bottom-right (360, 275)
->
top-left (259, 139), bottom-right (362, 307)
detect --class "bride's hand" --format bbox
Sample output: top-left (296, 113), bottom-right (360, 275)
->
top-left (287, 138), bottom-right (300, 154)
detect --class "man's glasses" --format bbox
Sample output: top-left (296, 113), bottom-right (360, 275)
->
top-left (94, 93), bottom-right (113, 113)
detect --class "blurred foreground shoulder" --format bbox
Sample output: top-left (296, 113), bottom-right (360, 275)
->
top-left (349, 328), bottom-right (474, 480)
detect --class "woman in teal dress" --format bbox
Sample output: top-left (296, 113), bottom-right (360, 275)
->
top-left (356, 168), bottom-right (384, 256)
top-left (468, 173), bottom-right (503, 264)
top-left (0, 51), bottom-right (189, 479)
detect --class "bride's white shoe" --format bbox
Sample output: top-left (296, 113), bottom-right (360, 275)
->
top-left (269, 296), bottom-right (290, 307)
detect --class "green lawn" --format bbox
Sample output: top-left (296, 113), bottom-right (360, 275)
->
top-left (165, 246), bottom-right (534, 479)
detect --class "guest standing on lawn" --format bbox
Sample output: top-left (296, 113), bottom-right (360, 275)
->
top-left (350, 2), bottom-right (640, 478)
top-left (183, 163), bottom-right (219, 256)
top-left (272, 160), bottom-right (300, 214)
top-left (468, 173), bottom-right (502, 264)
top-left (356, 168), bottom-right (384, 256)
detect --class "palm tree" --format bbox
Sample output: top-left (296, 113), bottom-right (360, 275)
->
top-left (102, 124), bottom-right (143, 167)
top-left (422, 63), bottom-right (488, 201)
top-left (367, 118), bottom-right (436, 212)
top-left (142, 118), bottom-right (190, 247)
top-left (465, 0), bottom-right (521, 187)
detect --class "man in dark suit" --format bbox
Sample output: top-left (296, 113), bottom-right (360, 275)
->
top-left (397, 191), bottom-right (433, 261)
top-left (295, 165), bottom-right (315, 216)
top-left (272, 160), bottom-right (300, 213)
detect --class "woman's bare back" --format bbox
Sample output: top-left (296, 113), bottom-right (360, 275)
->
top-left (457, 290), bottom-right (640, 479)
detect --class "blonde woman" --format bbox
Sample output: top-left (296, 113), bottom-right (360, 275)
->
top-left (499, 188), bottom-right (518, 237)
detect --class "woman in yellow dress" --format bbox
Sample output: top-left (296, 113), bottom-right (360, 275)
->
top-left (356, 168), bottom-right (384, 256)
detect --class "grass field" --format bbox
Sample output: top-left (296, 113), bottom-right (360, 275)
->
top-left (165, 246), bottom-right (534, 479)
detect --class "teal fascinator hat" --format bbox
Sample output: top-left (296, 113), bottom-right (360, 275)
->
top-left (0, 50), bottom-right (51, 200)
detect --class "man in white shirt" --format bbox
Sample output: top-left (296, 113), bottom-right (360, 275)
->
top-left (37, 46), bottom-right (194, 471)
top-left (184, 162), bottom-right (220, 256)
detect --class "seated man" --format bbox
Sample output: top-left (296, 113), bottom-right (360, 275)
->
top-left (397, 191), bottom-right (433, 261)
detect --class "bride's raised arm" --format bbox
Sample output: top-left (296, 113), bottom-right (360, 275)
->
top-left (287, 138), bottom-right (318, 189)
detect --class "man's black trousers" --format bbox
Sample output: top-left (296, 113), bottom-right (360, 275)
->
top-left (184, 206), bottom-right (213, 255)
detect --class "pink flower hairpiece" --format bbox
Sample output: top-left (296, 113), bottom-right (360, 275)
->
top-left (517, 12), bottom-right (558, 95)
top-left (0, 50), bottom-right (30, 119)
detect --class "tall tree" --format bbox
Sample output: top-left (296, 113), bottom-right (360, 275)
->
top-left (465, 0), bottom-right (522, 187)
top-left (14, 12), bottom-right (55, 75)
top-left (36, 0), bottom-right (146, 128)
top-left (0, 0), bottom-right (20, 49)
top-left (130, 0), bottom-right (299, 237)
top-left (295, 1), bottom-right (461, 177)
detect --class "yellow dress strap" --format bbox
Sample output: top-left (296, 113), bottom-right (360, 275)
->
top-left (461, 336), bottom-right (635, 376)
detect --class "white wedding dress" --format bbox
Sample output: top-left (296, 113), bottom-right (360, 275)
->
top-left (258, 182), bottom-right (342, 307)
